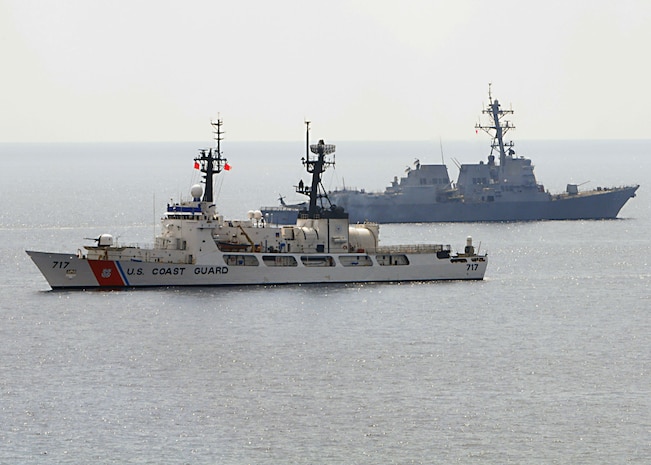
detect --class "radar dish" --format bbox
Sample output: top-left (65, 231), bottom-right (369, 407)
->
top-left (310, 144), bottom-right (336, 155)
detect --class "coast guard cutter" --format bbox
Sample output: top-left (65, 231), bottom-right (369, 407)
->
top-left (27, 120), bottom-right (487, 289)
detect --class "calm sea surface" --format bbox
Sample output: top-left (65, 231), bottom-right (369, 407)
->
top-left (1, 140), bottom-right (649, 464)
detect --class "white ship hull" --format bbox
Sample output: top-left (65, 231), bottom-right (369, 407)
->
top-left (26, 120), bottom-right (488, 290)
top-left (26, 250), bottom-right (487, 289)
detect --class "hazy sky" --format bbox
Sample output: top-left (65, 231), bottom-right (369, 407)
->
top-left (2, 0), bottom-right (650, 142)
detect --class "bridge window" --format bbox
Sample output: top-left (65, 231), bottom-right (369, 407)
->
top-left (262, 255), bottom-right (298, 267)
top-left (300, 256), bottom-right (335, 267)
top-left (376, 254), bottom-right (410, 266)
top-left (224, 255), bottom-right (259, 266)
top-left (339, 255), bottom-right (373, 266)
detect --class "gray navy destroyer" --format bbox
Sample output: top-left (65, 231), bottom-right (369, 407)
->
top-left (263, 88), bottom-right (638, 224)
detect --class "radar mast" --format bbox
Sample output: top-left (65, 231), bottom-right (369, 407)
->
top-left (475, 83), bottom-right (515, 176)
top-left (194, 118), bottom-right (228, 203)
top-left (296, 121), bottom-right (345, 219)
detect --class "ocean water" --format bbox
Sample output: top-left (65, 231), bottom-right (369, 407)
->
top-left (1, 139), bottom-right (649, 464)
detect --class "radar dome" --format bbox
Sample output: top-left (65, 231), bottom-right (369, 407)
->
top-left (254, 210), bottom-right (262, 220)
top-left (191, 184), bottom-right (203, 199)
top-left (247, 210), bottom-right (255, 219)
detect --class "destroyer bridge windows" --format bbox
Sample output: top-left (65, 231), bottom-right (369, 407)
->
top-left (419, 178), bottom-right (447, 185)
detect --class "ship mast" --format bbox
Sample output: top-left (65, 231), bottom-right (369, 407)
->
top-left (475, 84), bottom-right (515, 175)
top-left (194, 118), bottom-right (228, 203)
top-left (296, 121), bottom-right (339, 218)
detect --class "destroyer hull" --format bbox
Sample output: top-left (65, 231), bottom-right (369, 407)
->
top-left (26, 250), bottom-right (487, 289)
top-left (327, 185), bottom-right (638, 223)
